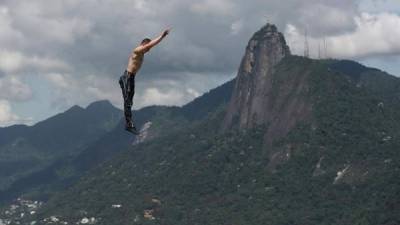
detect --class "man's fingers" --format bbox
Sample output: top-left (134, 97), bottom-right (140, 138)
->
top-left (163, 29), bottom-right (170, 37)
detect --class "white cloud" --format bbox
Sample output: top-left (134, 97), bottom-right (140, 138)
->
top-left (140, 88), bottom-right (188, 107)
top-left (40, 69), bottom-right (233, 113)
top-left (329, 12), bottom-right (400, 58)
top-left (297, 2), bottom-right (356, 35)
top-left (0, 5), bottom-right (24, 47)
top-left (0, 0), bottom-right (369, 80)
top-left (285, 12), bottom-right (400, 59)
top-left (186, 88), bottom-right (200, 98)
top-left (132, 72), bottom-right (230, 109)
top-left (190, 0), bottom-right (236, 16)
top-left (0, 51), bottom-right (23, 73)
top-left (0, 0), bottom-right (399, 126)
top-left (41, 73), bottom-right (122, 110)
top-left (0, 99), bottom-right (20, 126)
top-left (43, 73), bottom-right (71, 89)
top-left (41, 72), bottom-right (83, 109)
top-left (0, 50), bottom-right (71, 74)
top-left (0, 99), bottom-right (33, 126)
top-left (10, 1), bottom-right (92, 45)
top-left (0, 76), bottom-right (32, 101)
top-left (359, 0), bottom-right (400, 14)
top-left (231, 20), bottom-right (244, 35)
top-left (28, 56), bottom-right (71, 72)
top-left (133, 0), bottom-right (155, 16)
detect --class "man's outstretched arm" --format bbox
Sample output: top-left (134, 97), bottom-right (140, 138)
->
top-left (137, 29), bottom-right (170, 52)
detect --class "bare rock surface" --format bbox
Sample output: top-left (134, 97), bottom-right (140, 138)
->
top-left (223, 23), bottom-right (312, 144)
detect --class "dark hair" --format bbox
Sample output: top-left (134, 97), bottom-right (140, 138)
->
top-left (141, 38), bottom-right (151, 44)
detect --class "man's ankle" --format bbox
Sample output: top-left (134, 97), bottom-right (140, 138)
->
top-left (126, 122), bottom-right (135, 128)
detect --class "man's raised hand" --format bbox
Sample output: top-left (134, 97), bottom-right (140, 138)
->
top-left (162, 28), bottom-right (170, 38)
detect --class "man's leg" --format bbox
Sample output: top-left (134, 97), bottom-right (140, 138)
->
top-left (119, 73), bottom-right (127, 101)
top-left (125, 74), bottom-right (135, 124)
top-left (119, 72), bottom-right (129, 124)
top-left (122, 73), bottom-right (138, 134)
top-left (119, 72), bottom-right (137, 133)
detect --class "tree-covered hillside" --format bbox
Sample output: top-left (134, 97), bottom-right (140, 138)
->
top-left (0, 80), bottom-right (235, 205)
top-left (30, 57), bottom-right (400, 225)
top-left (0, 101), bottom-right (122, 193)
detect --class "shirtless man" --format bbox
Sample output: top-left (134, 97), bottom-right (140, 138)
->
top-left (119, 29), bottom-right (170, 134)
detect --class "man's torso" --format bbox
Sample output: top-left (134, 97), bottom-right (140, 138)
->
top-left (126, 48), bottom-right (144, 74)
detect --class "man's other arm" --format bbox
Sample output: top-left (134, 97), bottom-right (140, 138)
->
top-left (136, 29), bottom-right (170, 53)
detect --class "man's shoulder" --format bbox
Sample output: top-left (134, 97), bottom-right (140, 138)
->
top-left (133, 46), bottom-right (146, 54)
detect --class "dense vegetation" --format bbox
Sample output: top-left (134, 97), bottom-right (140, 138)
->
top-left (0, 101), bottom-right (122, 196)
top-left (29, 57), bottom-right (400, 225)
top-left (0, 80), bottom-right (235, 205)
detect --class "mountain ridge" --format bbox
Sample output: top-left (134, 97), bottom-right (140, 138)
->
top-left (25, 24), bottom-right (400, 225)
top-left (0, 100), bottom-right (122, 194)
top-left (2, 23), bottom-right (400, 225)
top-left (0, 80), bottom-right (236, 203)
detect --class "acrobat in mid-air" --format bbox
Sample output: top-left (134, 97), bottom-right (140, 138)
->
top-left (119, 28), bottom-right (170, 134)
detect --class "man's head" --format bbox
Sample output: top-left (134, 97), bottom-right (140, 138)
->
top-left (141, 38), bottom-right (151, 45)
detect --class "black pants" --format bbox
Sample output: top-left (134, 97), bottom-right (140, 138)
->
top-left (119, 71), bottom-right (135, 126)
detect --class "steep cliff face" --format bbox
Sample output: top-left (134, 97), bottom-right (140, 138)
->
top-left (223, 24), bottom-right (312, 143)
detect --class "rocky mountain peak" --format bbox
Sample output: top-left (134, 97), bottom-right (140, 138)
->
top-left (253, 23), bottom-right (288, 45)
top-left (237, 23), bottom-right (290, 76)
top-left (223, 23), bottom-right (311, 143)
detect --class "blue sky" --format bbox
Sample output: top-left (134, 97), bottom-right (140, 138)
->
top-left (0, 0), bottom-right (400, 126)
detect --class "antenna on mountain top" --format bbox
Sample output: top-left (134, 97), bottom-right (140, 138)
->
top-left (304, 28), bottom-right (310, 58)
top-left (264, 16), bottom-right (271, 26)
top-left (323, 37), bottom-right (328, 59)
top-left (318, 40), bottom-right (321, 59)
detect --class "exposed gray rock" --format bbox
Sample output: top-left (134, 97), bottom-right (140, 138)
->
top-left (133, 121), bottom-right (153, 145)
top-left (223, 24), bottom-right (291, 130)
top-left (223, 23), bottom-right (312, 144)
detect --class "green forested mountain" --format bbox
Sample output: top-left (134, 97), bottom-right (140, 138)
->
top-left (0, 80), bottom-right (235, 204)
top-left (3, 24), bottom-right (400, 225)
top-left (0, 100), bottom-right (122, 193)
top-left (30, 56), bottom-right (400, 225)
